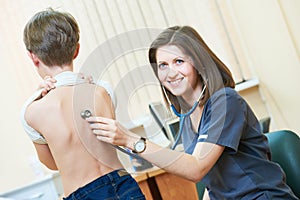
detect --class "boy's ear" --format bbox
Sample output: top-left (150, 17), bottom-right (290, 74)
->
top-left (73, 43), bottom-right (80, 59)
top-left (27, 51), bottom-right (40, 67)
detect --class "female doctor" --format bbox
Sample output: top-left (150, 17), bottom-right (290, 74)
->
top-left (87, 26), bottom-right (297, 199)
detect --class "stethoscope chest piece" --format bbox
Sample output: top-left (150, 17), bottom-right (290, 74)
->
top-left (81, 109), bottom-right (92, 119)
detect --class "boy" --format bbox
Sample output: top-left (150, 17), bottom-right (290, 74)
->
top-left (21, 8), bottom-right (145, 199)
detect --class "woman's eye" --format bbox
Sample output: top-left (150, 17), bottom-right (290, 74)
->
top-left (158, 63), bottom-right (167, 69)
top-left (175, 59), bottom-right (184, 65)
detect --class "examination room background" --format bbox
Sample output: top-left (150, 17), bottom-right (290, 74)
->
top-left (0, 0), bottom-right (299, 192)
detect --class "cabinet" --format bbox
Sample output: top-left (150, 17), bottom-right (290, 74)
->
top-left (0, 173), bottom-right (62, 200)
top-left (135, 168), bottom-right (199, 200)
top-left (134, 172), bottom-right (153, 199)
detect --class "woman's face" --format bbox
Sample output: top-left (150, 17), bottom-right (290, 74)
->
top-left (156, 45), bottom-right (201, 102)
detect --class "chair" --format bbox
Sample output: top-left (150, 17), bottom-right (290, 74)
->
top-left (265, 130), bottom-right (300, 198)
top-left (196, 181), bottom-right (205, 199)
top-left (259, 117), bottom-right (271, 133)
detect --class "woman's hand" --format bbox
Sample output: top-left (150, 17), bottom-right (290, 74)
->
top-left (38, 75), bottom-right (57, 97)
top-left (86, 116), bottom-right (139, 149)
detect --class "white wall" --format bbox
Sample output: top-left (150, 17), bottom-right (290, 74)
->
top-left (227, 0), bottom-right (300, 133)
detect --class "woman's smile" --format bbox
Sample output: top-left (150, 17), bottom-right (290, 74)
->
top-left (167, 77), bottom-right (184, 87)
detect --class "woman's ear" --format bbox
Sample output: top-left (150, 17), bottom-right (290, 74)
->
top-left (27, 51), bottom-right (40, 67)
top-left (73, 43), bottom-right (80, 59)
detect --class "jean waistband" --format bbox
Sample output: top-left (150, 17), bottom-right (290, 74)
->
top-left (108, 169), bottom-right (130, 180)
top-left (64, 169), bottom-right (130, 199)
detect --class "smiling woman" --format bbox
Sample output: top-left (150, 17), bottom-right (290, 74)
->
top-left (86, 25), bottom-right (298, 199)
top-left (157, 45), bottom-right (202, 99)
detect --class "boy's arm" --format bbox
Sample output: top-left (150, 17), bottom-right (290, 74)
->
top-left (25, 104), bottom-right (58, 170)
top-left (33, 143), bottom-right (58, 170)
top-left (94, 86), bottom-right (115, 119)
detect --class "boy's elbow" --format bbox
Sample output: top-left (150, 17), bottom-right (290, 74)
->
top-left (43, 162), bottom-right (58, 171)
top-left (39, 158), bottom-right (58, 170)
top-left (47, 164), bottom-right (58, 171)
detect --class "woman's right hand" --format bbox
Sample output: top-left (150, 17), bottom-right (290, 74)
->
top-left (86, 116), bottom-right (140, 150)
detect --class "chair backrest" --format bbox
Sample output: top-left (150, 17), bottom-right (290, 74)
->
top-left (259, 117), bottom-right (271, 133)
top-left (265, 130), bottom-right (300, 198)
top-left (196, 181), bottom-right (205, 199)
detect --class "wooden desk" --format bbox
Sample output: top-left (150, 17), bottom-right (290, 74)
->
top-left (132, 172), bottom-right (153, 200)
top-left (134, 167), bottom-right (199, 200)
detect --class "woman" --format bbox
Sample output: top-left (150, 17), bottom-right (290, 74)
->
top-left (54, 26), bottom-right (297, 199)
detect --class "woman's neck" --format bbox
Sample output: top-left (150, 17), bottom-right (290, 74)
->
top-left (182, 83), bottom-right (204, 107)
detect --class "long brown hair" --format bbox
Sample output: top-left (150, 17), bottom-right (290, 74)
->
top-left (148, 26), bottom-right (235, 112)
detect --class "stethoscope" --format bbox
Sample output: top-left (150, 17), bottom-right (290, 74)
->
top-left (162, 84), bottom-right (207, 150)
top-left (81, 83), bottom-right (206, 154)
top-left (80, 109), bottom-right (148, 161)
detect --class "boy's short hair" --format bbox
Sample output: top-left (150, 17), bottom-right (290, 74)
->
top-left (23, 8), bottom-right (80, 67)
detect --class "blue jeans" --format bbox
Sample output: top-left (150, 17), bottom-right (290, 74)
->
top-left (63, 169), bottom-right (145, 200)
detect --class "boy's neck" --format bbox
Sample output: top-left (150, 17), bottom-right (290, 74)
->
top-left (41, 64), bottom-right (74, 78)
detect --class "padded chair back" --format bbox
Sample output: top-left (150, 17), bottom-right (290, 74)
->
top-left (259, 117), bottom-right (271, 133)
top-left (265, 130), bottom-right (300, 198)
top-left (196, 181), bottom-right (205, 199)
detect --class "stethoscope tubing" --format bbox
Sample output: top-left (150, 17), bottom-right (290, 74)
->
top-left (166, 85), bottom-right (206, 150)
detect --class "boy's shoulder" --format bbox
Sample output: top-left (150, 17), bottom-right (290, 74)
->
top-left (24, 97), bottom-right (54, 127)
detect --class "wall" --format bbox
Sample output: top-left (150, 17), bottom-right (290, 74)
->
top-left (225, 0), bottom-right (300, 133)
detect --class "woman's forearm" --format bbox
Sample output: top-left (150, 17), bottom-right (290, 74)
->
top-left (135, 140), bottom-right (205, 182)
top-left (87, 116), bottom-right (223, 182)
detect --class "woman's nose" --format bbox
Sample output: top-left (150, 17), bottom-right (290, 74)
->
top-left (167, 66), bottom-right (178, 77)
top-left (158, 63), bottom-right (179, 80)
